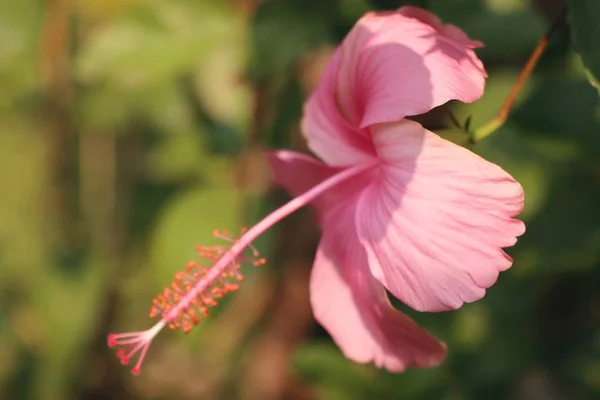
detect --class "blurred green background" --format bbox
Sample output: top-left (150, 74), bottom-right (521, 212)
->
top-left (0, 0), bottom-right (599, 399)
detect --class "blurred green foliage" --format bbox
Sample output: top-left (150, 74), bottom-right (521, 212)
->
top-left (567, 0), bottom-right (600, 94)
top-left (0, 0), bottom-right (598, 399)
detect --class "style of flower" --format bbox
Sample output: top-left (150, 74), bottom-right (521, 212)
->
top-left (108, 6), bottom-right (525, 375)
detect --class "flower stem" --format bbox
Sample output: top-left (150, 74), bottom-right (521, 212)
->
top-left (471, 8), bottom-right (566, 143)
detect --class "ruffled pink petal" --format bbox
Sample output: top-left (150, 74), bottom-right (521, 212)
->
top-left (266, 150), bottom-right (340, 198)
top-left (355, 120), bottom-right (525, 312)
top-left (265, 150), bottom-right (373, 217)
top-left (312, 200), bottom-right (447, 371)
top-left (336, 7), bottom-right (486, 129)
top-left (302, 51), bottom-right (377, 166)
top-left (397, 6), bottom-right (484, 48)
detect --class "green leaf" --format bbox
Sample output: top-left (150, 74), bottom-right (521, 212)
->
top-left (149, 185), bottom-right (242, 285)
top-left (0, 0), bottom-right (43, 108)
top-left (513, 79), bottom-right (600, 156)
top-left (429, 0), bottom-right (545, 57)
top-left (567, 0), bottom-right (600, 94)
top-left (250, 1), bottom-right (332, 80)
top-left (292, 341), bottom-right (371, 400)
top-left (77, 0), bottom-right (237, 88)
top-left (583, 66), bottom-right (600, 92)
top-left (434, 128), bottom-right (471, 146)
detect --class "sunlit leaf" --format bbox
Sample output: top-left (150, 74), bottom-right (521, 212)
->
top-left (77, 0), bottom-right (236, 88)
top-left (0, 0), bottom-right (43, 108)
top-left (149, 185), bottom-right (242, 285)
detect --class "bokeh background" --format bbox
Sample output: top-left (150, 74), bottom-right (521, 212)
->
top-left (0, 0), bottom-right (599, 399)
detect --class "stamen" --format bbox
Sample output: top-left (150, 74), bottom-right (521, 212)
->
top-left (149, 229), bottom-right (267, 334)
top-left (107, 321), bottom-right (165, 375)
top-left (109, 229), bottom-right (266, 374)
top-left (107, 161), bottom-right (376, 375)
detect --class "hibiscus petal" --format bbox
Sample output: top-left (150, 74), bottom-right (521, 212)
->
top-left (355, 120), bottom-right (525, 312)
top-left (312, 200), bottom-right (447, 371)
top-left (397, 6), bottom-right (484, 48)
top-left (302, 51), bottom-right (377, 166)
top-left (336, 7), bottom-right (486, 129)
top-left (266, 150), bottom-right (339, 198)
top-left (265, 150), bottom-right (373, 216)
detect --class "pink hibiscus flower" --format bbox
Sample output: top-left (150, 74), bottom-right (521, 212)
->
top-left (267, 6), bottom-right (525, 370)
top-left (108, 6), bottom-right (524, 375)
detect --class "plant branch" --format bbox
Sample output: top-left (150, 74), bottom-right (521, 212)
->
top-left (471, 7), bottom-right (567, 143)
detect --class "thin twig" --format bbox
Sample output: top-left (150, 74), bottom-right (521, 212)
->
top-left (472, 7), bottom-right (567, 142)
